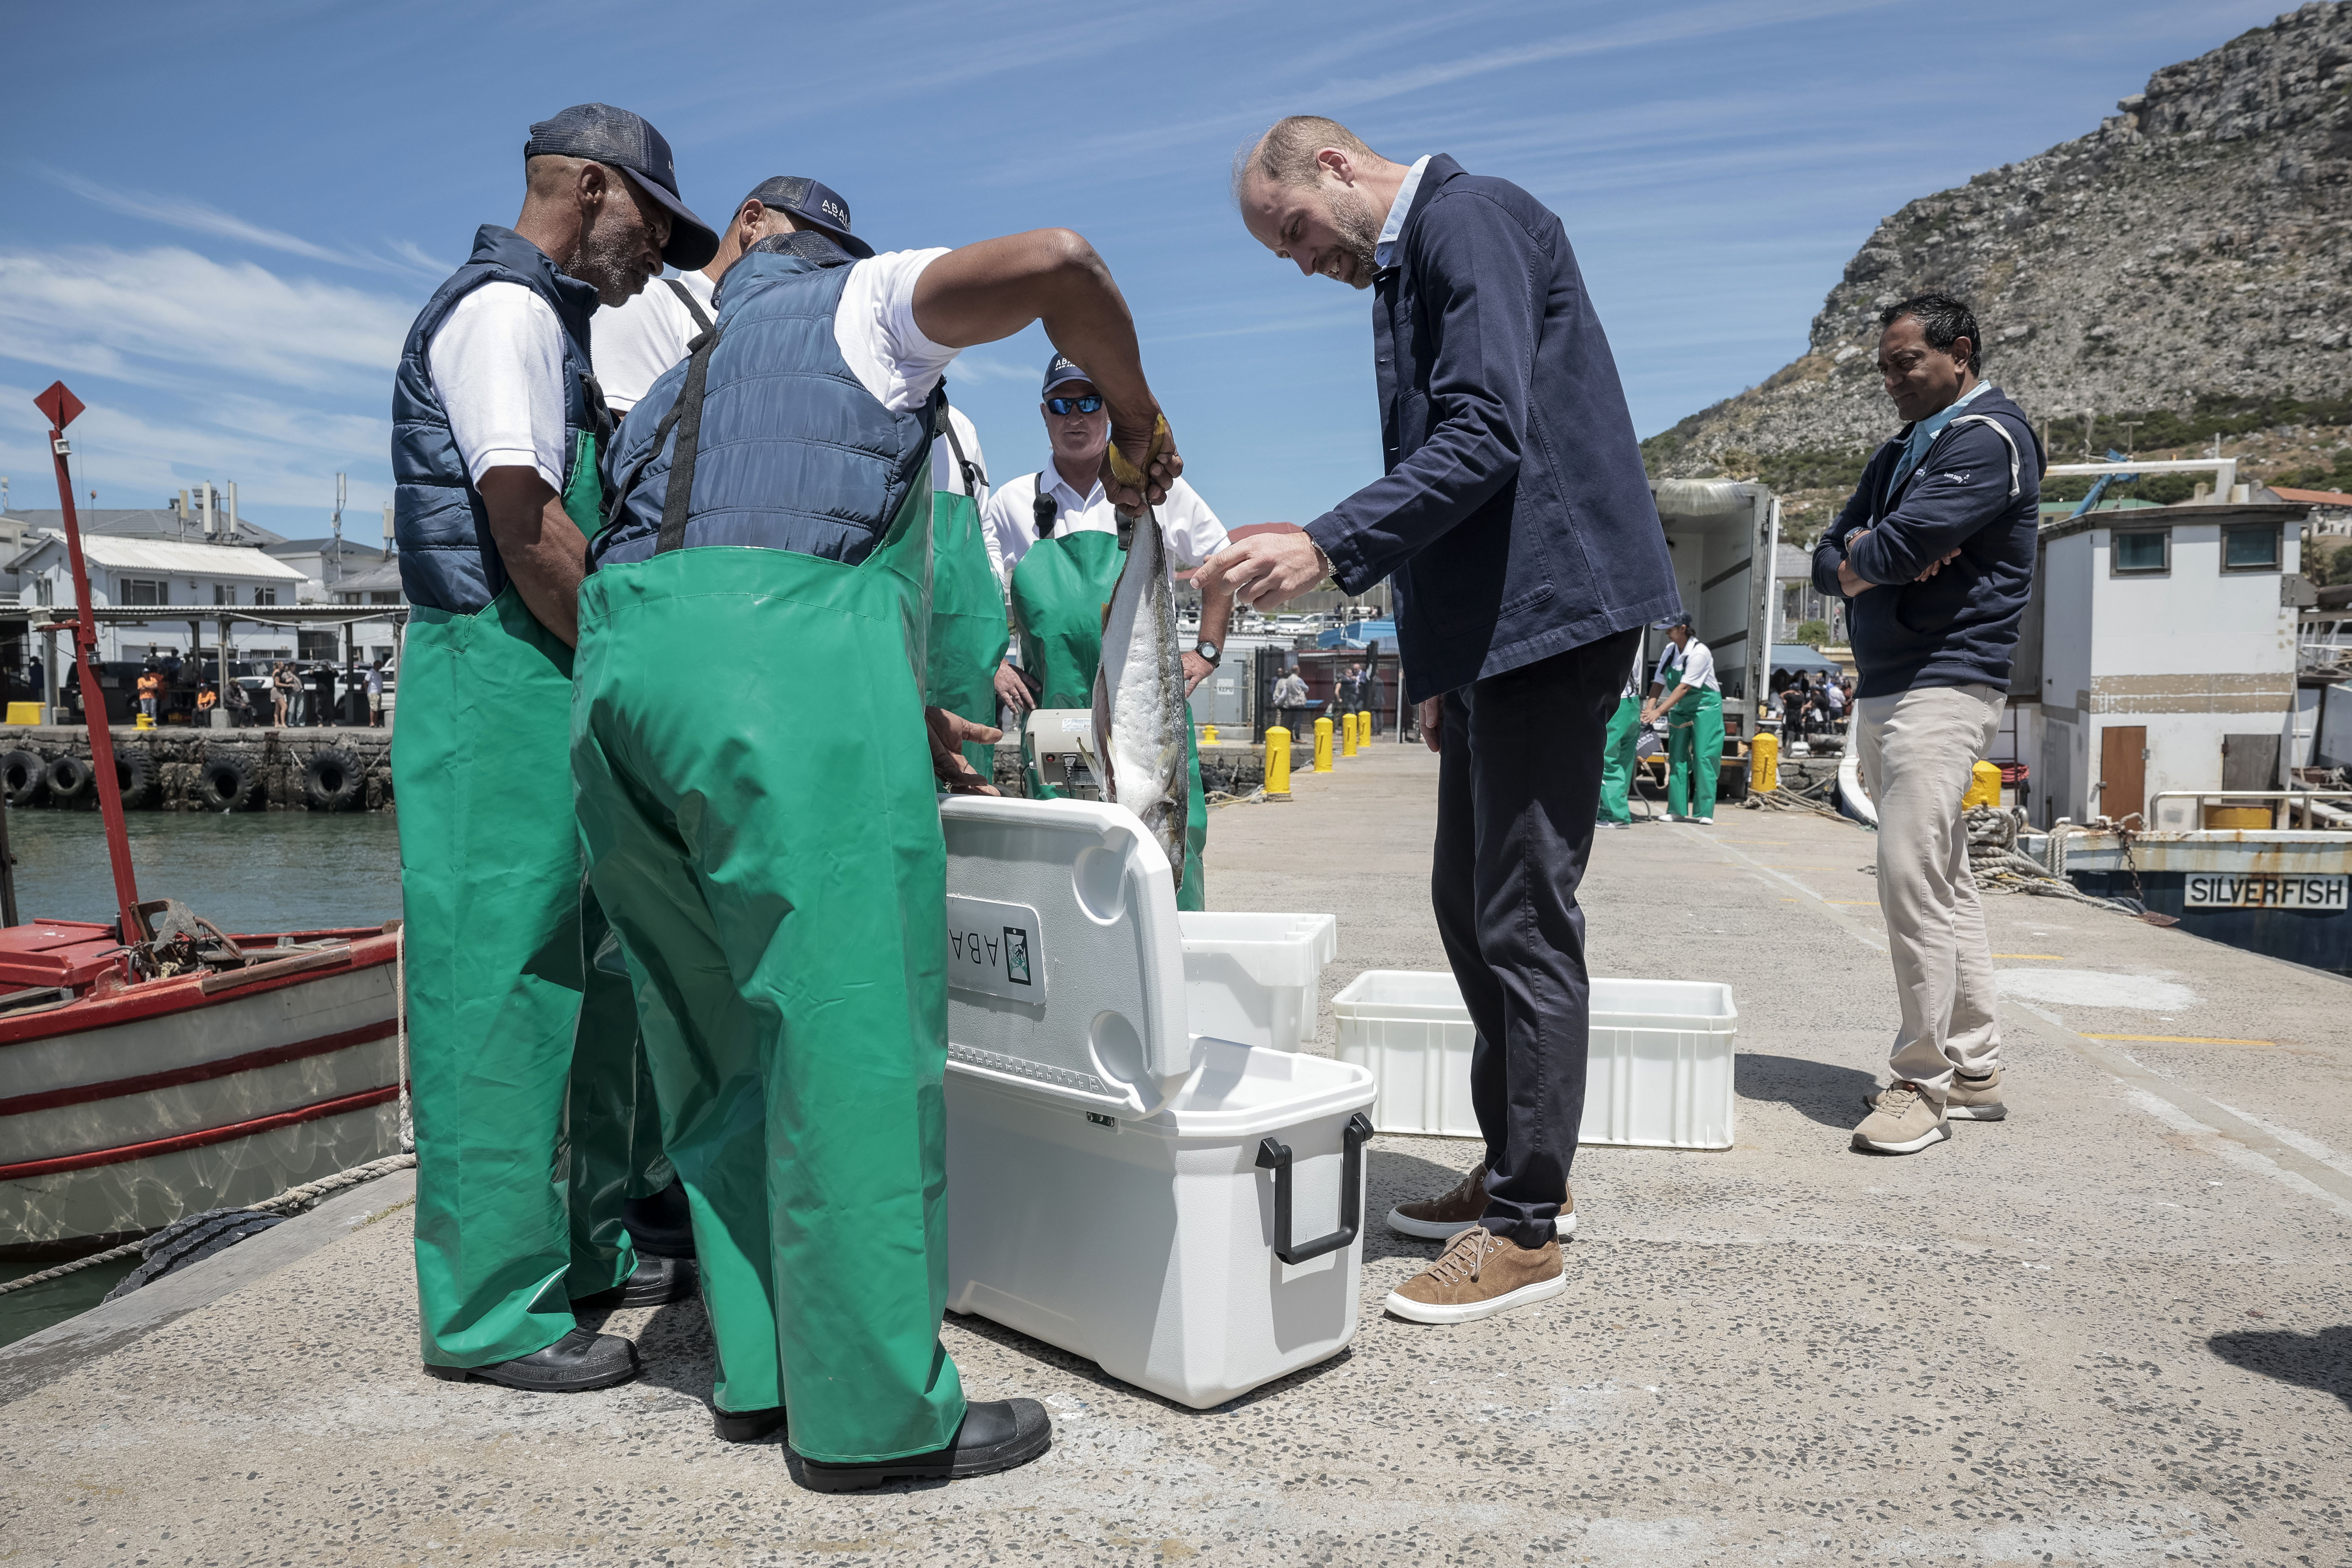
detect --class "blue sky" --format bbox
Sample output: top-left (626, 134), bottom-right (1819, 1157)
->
top-left (0, 0), bottom-right (2286, 539)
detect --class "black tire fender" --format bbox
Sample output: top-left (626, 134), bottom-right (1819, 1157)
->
top-left (45, 754), bottom-right (93, 803)
top-left (0, 748), bottom-right (45, 806)
top-left (193, 751), bottom-right (257, 811)
top-left (115, 746), bottom-right (155, 808)
top-left (303, 747), bottom-right (364, 811)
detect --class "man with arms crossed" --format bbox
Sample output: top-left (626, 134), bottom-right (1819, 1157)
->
top-left (1204, 117), bottom-right (1680, 1324)
top-left (1815, 292), bottom-right (2039, 1154)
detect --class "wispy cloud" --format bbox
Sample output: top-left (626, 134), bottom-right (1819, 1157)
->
top-left (42, 169), bottom-right (446, 280)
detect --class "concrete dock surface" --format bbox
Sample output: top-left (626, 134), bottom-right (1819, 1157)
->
top-left (4, 745), bottom-right (2348, 1565)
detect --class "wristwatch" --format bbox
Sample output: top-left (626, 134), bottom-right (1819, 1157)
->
top-left (1194, 640), bottom-right (1222, 667)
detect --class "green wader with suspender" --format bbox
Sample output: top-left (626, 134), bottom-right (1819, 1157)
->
top-left (571, 320), bottom-right (969, 1463)
top-left (926, 406), bottom-right (1010, 778)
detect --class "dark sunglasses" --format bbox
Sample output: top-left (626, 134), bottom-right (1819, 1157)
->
top-left (1045, 395), bottom-right (1103, 416)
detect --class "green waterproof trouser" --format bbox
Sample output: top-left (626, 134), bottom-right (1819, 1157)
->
top-left (1008, 530), bottom-right (1207, 908)
top-left (925, 485), bottom-right (1009, 779)
top-left (1668, 687), bottom-right (1725, 822)
top-left (395, 587), bottom-right (658, 1366)
top-left (1599, 694), bottom-right (1640, 824)
top-left (571, 543), bottom-right (967, 1465)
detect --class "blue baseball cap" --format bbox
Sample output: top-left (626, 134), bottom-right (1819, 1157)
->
top-left (1042, 354), bottom-right (1093, 396)
top-left (525, 103), bottom-right (718, 270)
top-left (739, 176), bottom-right (873, 260)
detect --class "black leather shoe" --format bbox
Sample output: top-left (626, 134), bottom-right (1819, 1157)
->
top-left (713, 1404), bottom-right (788, 1444)
top-left (422, 1327), bottom-right (640, 1393)
top-left (623, 1180), bottom-right (697, 1259)
top-left (797, 1398), bottom-right (1051, 1492)
top-left (572, 1254), bottom-right (699, 1310)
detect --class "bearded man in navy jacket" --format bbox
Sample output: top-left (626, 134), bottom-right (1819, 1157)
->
top-left (1202, 116), bottom-right (1679, 1327)
top-left (1814, 293), bottom-right (2041, 1157)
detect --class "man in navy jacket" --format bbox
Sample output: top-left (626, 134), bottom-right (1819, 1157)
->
top-left (1812, 292), bottom-right (2040, 1156)
top-left (1205, 116), bottom-right (1679, 1327)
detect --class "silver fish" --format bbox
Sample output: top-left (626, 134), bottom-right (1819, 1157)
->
top-left (1092, 504), bottom-right (1189, 887)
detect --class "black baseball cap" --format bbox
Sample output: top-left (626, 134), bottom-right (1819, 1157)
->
top-left (740, 176), bottom-right (873, 259)
top-left (1042, 354), bottom-right (1092, 396)
top-left (524, 103), bottom-right (718, 270)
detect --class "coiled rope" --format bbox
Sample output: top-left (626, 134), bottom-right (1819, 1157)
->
top-left (0, 935), bottom-right (417, 1300)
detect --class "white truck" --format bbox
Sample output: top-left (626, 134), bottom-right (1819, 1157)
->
top-left (1647, 478), bottom-right (1783, 792)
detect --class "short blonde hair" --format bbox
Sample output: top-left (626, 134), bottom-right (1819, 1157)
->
top-left (1232, 116), bottom-right (1382, 203)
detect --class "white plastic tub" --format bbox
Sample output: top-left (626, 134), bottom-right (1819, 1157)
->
top-left (1177, 911), bottom-right (1338, 1053)
top-left (1332, 970), bottom-right (1737, 1150)
top-left (946, 1038), bottom-right (1376, 1410)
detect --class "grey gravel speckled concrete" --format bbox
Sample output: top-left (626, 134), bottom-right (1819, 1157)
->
top-left (3, 746), bottom-right (2348, 1565)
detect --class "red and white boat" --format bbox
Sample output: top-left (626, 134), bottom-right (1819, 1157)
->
top-left (0, 380), bottom-right (403, 1261)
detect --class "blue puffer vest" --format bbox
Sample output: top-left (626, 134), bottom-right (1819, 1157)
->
top-left (591, 240), bottom-right (936, 568)
top-left (391, 225), bottom-right (609, 614)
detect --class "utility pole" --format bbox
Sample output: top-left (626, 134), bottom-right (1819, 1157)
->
top-left (2119, 420), bottom-right (2140, 457)
top-left (331, 471), bottom-right (346, 588)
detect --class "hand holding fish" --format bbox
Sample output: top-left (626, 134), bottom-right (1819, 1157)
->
top-left (1193, 528), bottom-right (1328, 610)
top-left (1103, 410), bottom-right (1182, 511)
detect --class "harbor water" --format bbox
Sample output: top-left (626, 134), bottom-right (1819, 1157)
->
top-left (0, 805), bottom-right (402, 1345)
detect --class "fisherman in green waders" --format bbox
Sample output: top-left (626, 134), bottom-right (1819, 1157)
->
top-left (979, 354), bottom-right (1235, 907)
top-left (578, 225), bottom-right (1181, 1488)
top-left (928, 394), bottom-right (1004, 780)
top-left (390, 104), bottom-right (709, 1393)
top-left (1597, 639), bottom-right (1644, 829)
top-left (1643, 614), bottom-right (1723, 824)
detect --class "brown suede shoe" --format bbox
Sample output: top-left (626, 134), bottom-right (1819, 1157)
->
top-left (1386, 1168), bottom-right (1577, 1241)
top-left (1384, 1226), bottom-right (1566, 1325)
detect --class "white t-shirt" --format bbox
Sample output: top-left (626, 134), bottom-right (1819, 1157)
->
top-left (1672, 640), bottom-right (1720, 692)
top-left (593, 269), bottom-right (717, 414)
top-left (933, 404), bottom-right (988, 501)
top-left (428, 282), bottom-right (568, 492)
top-left (979, 469), bottom-right (1226, 587)
top-left (836, 248), bottom-right (959, 414)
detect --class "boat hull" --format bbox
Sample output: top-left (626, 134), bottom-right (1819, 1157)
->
top-left (0, 931), bottom-right (401, 1256)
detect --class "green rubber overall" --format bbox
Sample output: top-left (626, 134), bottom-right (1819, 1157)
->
top-left (1599, 692), bottom-right (1640, 824)
top-left (1667, 684), bottom-right (1724, 822)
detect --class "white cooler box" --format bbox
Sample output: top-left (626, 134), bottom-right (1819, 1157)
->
top-left (1332, 970), bottom-right (1737, 1150)
top-left (940, 796), bottom-right (1369, 1407)
top-left (1179, 911), bottom-right (1338, 1053)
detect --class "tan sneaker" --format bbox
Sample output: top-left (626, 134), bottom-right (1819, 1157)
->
top-left (1851, 1081), bottom-right (1950, 1154)
top-left (1386, 1167), bottom-right (1577, 1241)
top-left (1384, 1226), bottom-right (1566, 1325)
top-left (1945, 1067), bottom-right (2006, 1122)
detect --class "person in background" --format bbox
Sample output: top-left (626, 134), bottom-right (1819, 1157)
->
top-left (594, 175), bottom-right (868, 416)
top-left (1206, 116), bottom-right (1679, 1326)
top-left (1643, 615), bottom-right (1721, 824)
top-left (312, 663), bottom-right (336, 728)
top-left (271, 662), bottom-right (294, 727)
top-left (1815, 292), bottom-right (2040, 1156)
top-left (1822, 674), bottom-right (1848, 734)
top-left (136, 666), bottom-right (162, 723)
top-left (367, 658), bottom-right (387, 727)
top-left (1780, 674), bottom-right (1808, 737)
top-left (195, 684), bottom-right (216, 716)
top-left (392, 102), bottom-right (713, 1395)
top-left (1596, 640), bottom-right (1644, 830)
top-left (1271, 664), bottom-right (1310, 732)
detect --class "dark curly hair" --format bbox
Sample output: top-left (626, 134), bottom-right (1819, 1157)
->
top-left (1880, 292), bottom-right (1981, 374)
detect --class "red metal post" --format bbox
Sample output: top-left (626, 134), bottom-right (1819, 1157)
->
top-left (34, 381), bottom-right (142, 941)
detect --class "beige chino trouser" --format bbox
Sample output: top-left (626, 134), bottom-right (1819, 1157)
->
top-left (1854, 681), bottom-right (2006, 1102)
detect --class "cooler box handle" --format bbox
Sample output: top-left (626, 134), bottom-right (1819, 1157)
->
top-left (1255, 1111), bottom-right (1374, 1264)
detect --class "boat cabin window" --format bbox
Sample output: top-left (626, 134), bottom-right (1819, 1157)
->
top-left (2111, 529), bottom-right (2169, 575)
top-left (2221, 522), bottom-right (2280, 572)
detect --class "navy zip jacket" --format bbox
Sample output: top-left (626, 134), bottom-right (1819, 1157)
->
top-left (1812, 384), bottom-right (2042, 699)
top-left (1304, 155), bottom-right (1679, 702)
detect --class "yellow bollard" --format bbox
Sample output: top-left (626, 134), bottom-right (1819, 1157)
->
top-left (1751, 730), bottom-right (1779, 793)
top-left (134, 713), bottom-right (155, 731)
top-left (1962, 758), bottom-right (2001, 810)
top-left (1264, 726), bottom-right (1292, 800)
top-left (1340, 711), bottom-right (1357, 757)
top-left (1202, 723), bottom-right (1219, 746)
top-left (1313, 715), bottom-right (1334, 772)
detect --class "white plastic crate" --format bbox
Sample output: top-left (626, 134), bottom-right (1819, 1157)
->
top-left (1178, 911), bottom-right (1338, 1053)
top-left (1332, 970), bottom-right (1737, 1150)
top-left (946, 1039), bottom-right (1376, 1410)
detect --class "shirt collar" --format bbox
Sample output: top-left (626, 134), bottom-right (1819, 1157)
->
top-left (1907, 380), bottom-right (1990, 450)
top-left (1374, 156), bottom-right (1432, 271)
top-left (1042, 467), bottom-right (1103, 512)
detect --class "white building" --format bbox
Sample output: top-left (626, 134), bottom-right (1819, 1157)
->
top-left (263, 538), bottom-right (403, 663)
top-left (2013, 499), bottom-right (2308, 829)
top-left (8, 535), bottom-right (312, 663)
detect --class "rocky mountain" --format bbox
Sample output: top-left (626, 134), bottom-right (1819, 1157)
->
top-left (1643, 3), bottom-right (2352, 526)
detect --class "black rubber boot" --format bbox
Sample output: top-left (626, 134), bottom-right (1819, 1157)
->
top-left (713, 1404), bottom-right (789, 1444)
top-left (796, 1399), bottom-right (1052, 1492)
top-left (422, 1327), bottom-right (640, 1393)
top-left (623, 1180), bottom-right (697, 1259)
top-left (572, 1253), bottom-right (699, 1310)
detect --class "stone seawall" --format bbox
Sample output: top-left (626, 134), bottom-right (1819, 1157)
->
top-left (0, 726), bottom-right (394, 813)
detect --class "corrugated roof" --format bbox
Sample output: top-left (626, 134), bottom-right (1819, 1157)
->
top-left (15, 534), bottom-right (308, 579)
top-left (2272, 486), bottom-right (2352, 507)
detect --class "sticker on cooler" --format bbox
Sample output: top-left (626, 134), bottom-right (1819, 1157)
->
top-left (2183, 873), bottom-right (2346, 909)
top-left (1061, 714), bottom-right (1089, 734)
top-left (946, 895), bottom-right (1047, 1001)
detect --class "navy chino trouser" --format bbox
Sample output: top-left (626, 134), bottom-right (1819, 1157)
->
top-left (1432, 628), bottom-right (1642, 1248)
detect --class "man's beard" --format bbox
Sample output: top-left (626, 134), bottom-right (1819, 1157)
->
top-left (1330, 186), bottom-right (1381, 289)
top-left (565, 214), bottom-right (655, 306)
